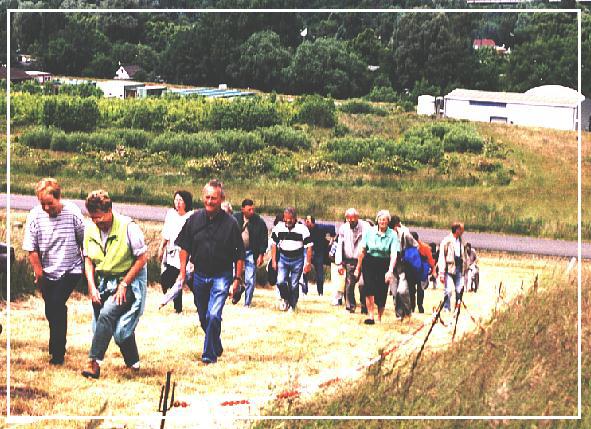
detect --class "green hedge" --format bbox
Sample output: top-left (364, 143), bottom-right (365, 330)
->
top-left (42, 97), bottom-right (99, 132)
top-left (203, 97), bottom-right (282, 131)
top-left (149, 132), bottom-right (221, 157)
top-left (258, 125), bottom-right (311, 150)
top-left (338, 100), bottom-right (388, 116)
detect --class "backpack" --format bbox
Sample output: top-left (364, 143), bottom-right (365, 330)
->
top-left (402, 246), bottom-right (423, 279)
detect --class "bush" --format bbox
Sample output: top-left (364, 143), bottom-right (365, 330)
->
top-left (258, 125), bottom-right (311, 151)
top-left (59, 83), bottom-right (104, 98)
top-left (365, 86), bottom-right (399, 103)
top-left (203, 97), bottom-right (282, 131)
top-left (49, 130), bottom-right (73, 151)
top-left (339, 100), bottom-right (388, 116)
top-left (118, 101), bottom-right (167, 132)
top-left (215, 130), bottom-right (265, 153)
top-left (42, 97), bottom-right (99, 132)
top-left (443, 126), bottom-right (484, 153)
top-left (149, 132), bottom-right (220, 157)
top-left (110, 128), bottom-right (152, 149)
top-left (325, 137), bottom-right (388, 164)
top-left (19, 127), bottom-right (53, 149)
top-left (293, 95), bottom-right (336, 128)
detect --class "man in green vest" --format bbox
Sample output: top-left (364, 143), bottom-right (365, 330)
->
top-left (81, 190), bottom-right (148, 379)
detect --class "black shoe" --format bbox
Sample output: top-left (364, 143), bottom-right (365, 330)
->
top-left (49, 355), bottom-right (64, 365)
top-left (231, 285), bottom-right (245, 305)
top-left (346, 307), bottom-right (355, 313)
top-left (364, 318), bottom-right (375, 325)
top-left (418, 306), bottom-right (425, 313)
top-left (361, 307), bottom-right (368, 315)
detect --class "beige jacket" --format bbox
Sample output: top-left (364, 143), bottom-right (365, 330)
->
top-left (437, 232), bottom-right (468, 275)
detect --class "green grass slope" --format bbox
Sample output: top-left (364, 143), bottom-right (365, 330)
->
top-left (257, 266), bottom-right (588, 427)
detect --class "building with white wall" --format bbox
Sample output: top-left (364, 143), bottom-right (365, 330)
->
top-left (443, 86), bottom-right (590, 131)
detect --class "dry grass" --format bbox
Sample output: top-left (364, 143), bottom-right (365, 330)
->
top-left (0, 231), bottom-right (568, 428)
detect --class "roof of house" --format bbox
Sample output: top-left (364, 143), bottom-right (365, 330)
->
top-left (445, 86), bottom-right (584, 108)
top-left (473, 38), bottom-right (496, 48)
top-left (119, 64), bottom-right (141, 78)
top-left (0, 66), bottom-right (33, 81)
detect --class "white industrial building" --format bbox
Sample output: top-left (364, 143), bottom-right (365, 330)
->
top-left (442, 86), bottom-right (590, 131)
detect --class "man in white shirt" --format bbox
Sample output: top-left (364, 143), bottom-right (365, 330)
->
top-left (437, 222), bottom-right (468, 312)
top-left (23, 178), bottom-right (85, 365)
top-left (271, 207), bottom-right (313, 312)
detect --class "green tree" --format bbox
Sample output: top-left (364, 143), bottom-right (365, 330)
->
top-left (286, 37), bottom-right (369, 99)
top-left (391, 12), bottom-right (475, 94)
top-left (229, 30), bottom-right (291, 91)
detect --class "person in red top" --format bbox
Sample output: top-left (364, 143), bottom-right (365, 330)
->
top-left (411, 231), bottom-right (435, 313)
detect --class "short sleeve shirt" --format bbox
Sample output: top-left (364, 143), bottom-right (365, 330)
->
top-left (175, 209), bottom-right (245, 276)
top-left (361, 226), bottom-right (399, 259)
top-left (22, 200), bottom-right (85, 280)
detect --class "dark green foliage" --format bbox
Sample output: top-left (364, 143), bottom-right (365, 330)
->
top-left (58, 83), bottom-right (104, 98)
top-left (203, 97), bottom-right (282, 131)
top-left (325, 137), bottom-right (389, 165)
top-left (258, 125), bottom-right (311, 150)
top-left (443, 126), bottom-right (484, 153)
top-left (286, 37), bottom-right (370, 99)
top-left (338, 100), bottom-right (388, 116)
top-left (293, 95), bottom-right (337, 128)
top-left (42, 96), bottom-right (99, 132)
top-left (109, 128), bottom-right (152, 149)
top-left (18, 127), bottom-right (53, 149)
top-left (365, 86), bottom-right (399, 103)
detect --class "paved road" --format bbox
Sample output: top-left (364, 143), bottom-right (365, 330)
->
top-left (2, 193), bottom-right (590, 259)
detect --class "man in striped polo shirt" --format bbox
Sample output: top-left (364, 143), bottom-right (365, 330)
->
top-left (23, 178), bottom-right (85, 365)
top-left (271, 207), bottom-right (313, 312)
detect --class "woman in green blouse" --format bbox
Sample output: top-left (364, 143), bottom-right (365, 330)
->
top-left (354, 210), bottom-right (399, 324)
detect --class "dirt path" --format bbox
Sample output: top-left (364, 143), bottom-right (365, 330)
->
top-left (3, 252), bottom-right (565, 428)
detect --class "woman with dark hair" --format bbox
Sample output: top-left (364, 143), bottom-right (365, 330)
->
top-left (158, 190), bottom-right (193, 313)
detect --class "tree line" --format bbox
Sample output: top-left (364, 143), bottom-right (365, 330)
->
top-left (3, 1), bottom-right (588, 98)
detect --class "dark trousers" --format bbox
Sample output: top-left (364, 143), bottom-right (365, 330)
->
top-left (40, 273), bottom-right (82, 359)
top-left (361, 255), bottom-right (389, 309)
top-left (343, 260), bottom-right (365, 310)
top-left (161, 264), bottom-right (182, 313)
top-left (408, 274), bottom-right (424, 312)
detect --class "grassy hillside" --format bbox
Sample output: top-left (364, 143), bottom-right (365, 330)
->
top-left (256, 263), bottom-right (587, 426)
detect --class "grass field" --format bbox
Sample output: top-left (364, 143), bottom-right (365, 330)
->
top-left (6, 109), bottom-right (591, 240)
top-left (1, 210), bottom-right (576, 427)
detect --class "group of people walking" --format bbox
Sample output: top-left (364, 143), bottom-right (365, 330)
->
top-left (23, 176), bottom-right (478, 375)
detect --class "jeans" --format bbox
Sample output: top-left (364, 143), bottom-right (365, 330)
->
top-left (40, 272), bottom-right (81, 359)
top-left (244, 251), bottom-right (256, 306)
top-left (90, 285), bottom-right (138, 364)
top-left (277, 253), bottom-right (304, 310)
top-left (303, 252), bottom-right (325, 295)
top-left (160, 264), bottom-right (182, 313)
top-left (192, 270), bottom-right (232, 363)
top-left (443, 266), bottom-right (464, 311)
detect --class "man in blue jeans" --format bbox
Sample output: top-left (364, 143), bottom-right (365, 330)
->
top-left (233, 199), bottom-right (268, 307)
top-left (271, 208), bottom-right (313, 312)
top-left (176, 179), bottom-right (245, 364)
top-left (437, 222), bottom-right (468, 313)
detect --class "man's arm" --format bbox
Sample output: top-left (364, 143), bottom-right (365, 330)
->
top-left (27, 251), bottom-right (44, 285)
top-left (85, 256), bottom-right (101, 304)
top-left (304, 245), bottom-right (313, 274)
top-left (115, 252), bottom-right (148, 306)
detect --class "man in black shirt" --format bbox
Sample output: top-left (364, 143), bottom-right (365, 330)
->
top-left (176, 179), bottom-right (245, 364)
top-left (304, 215), bottom-right (336, 296)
